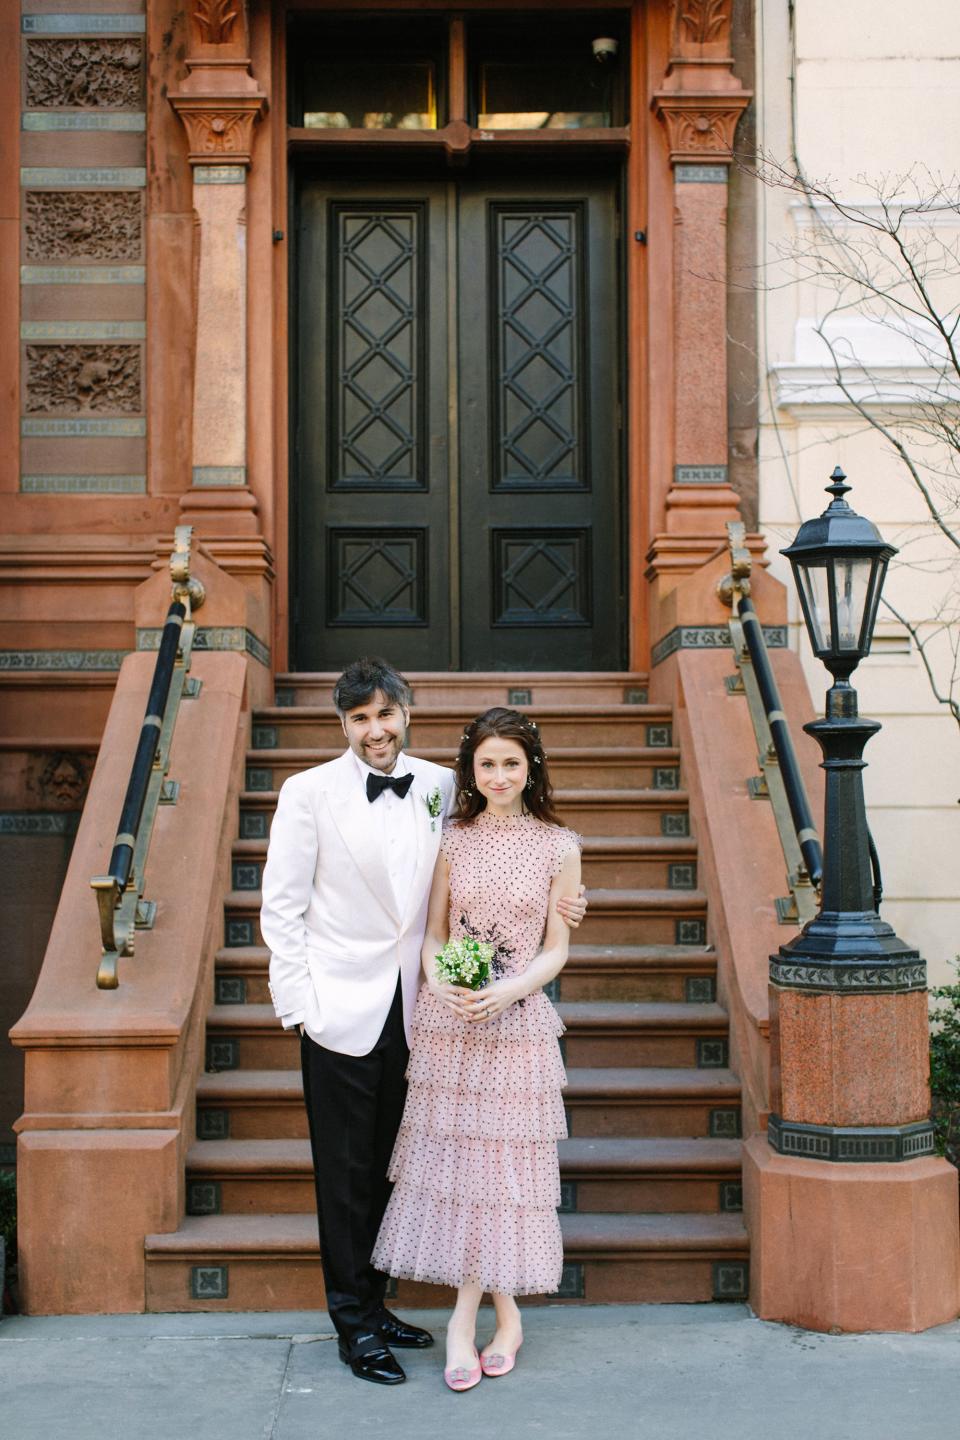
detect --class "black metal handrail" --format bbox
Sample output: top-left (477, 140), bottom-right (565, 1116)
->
top-left (106, 601), bottom-right (186, 896)
top-left (738, 595), bottom-right (824, 891)
top-left (92, 526), bottom-right (204, 988)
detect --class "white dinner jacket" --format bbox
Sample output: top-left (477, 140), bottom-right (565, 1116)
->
top-left (261, 749), bottom-right (456, 1056)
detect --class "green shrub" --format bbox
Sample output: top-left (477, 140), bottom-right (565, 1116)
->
top-left (930, 960), bottom-right (960, 1167)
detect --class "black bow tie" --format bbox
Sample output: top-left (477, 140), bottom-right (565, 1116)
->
top-left (366, 771), bottom-right (415, 803)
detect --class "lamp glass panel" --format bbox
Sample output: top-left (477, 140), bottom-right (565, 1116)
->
top-left (860, 557), bottom-right (888, 654)
top-left (833, 556), bottom-right (873, 652)
top-left (795, 560), bottom-right (832, 653)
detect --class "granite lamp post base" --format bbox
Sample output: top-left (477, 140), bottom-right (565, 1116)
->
top-left (743, 1135), bottom-right (960, 1333)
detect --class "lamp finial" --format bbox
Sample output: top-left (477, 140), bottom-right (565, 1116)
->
top-left (826, 466), bottom-right (851, 506)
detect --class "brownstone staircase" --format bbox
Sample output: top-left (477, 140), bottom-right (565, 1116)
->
top-left (145, 674), bottom-right (749, 1310)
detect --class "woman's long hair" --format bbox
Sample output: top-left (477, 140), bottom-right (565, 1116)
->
top-left (454, 707), bottom-right (564, 825)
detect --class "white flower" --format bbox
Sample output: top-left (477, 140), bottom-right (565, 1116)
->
top-left (423, 785), bottom-right (443, 830)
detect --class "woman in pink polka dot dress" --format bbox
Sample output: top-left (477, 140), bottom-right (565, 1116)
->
top-left (372, 707), bottom-right (582, 1390)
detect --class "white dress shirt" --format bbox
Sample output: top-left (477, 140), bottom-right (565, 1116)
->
top-left (352, 750), bottom-right (419, 915)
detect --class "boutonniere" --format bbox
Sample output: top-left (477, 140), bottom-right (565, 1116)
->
top-left (423, 786), bottom-right (443, 831)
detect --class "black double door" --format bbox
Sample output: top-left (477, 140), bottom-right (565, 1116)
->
top-left (295, 174), bottom-right (623, 671)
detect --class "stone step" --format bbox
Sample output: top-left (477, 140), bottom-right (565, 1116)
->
top-left (272, 671), bottom-right (651, 708)
top-left (249, 705), bottom-right (674, 751)
top-left (183, 1136), bottom-right (743, 1219)
top-left (213, 943), bottom-right (718, 1007)
top-left (222, 886), bottom-right (708, 952)
top-left (237, 788), bottom-right (692, 841)
top-left (195, 1067), bottom-right (741, 1143)
top-left (203, 1001), bottom-right (727, 1072)
top-left (229, 834), bottom-right (699, 893)
top-left (144, 1211), bottom-right (748, 1310)
top-left (245, 746), bottom-right (682, 792)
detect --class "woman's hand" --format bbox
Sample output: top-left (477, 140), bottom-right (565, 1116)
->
top-left (557, 883), bottom-right (587, 929)
top-left (427, 977), bottom-right (477, 1020)
top-left (462, 977), bottom-right (526, 1023)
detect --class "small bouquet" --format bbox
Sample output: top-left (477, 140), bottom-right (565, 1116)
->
top-left (434, 936), bottom-right (494, 991)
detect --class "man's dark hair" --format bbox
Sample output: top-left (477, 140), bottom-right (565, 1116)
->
top-left (332, 656), bottom-right (412, 716)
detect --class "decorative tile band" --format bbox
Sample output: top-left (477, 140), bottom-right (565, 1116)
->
top-left (0, 649), bottom-right (126, 671)
top-left (21, 417), bottom-right (146, 437)
top-left (21, 473), bottom-right (146, 493)
top-left (674, 465), bottom-right (728, 484)
top-left (192, 466), bottom-right (247, 487)
top-left (137, 626), bottom-right (270, 668)
top-left (194, 166), bottom-right (247, 185)
top-left (652, 624), bottom-right (787, 666)
top-left (769, 957), bottom-right (926, 993)
top-left (768, 1115), bottom-right (936, 1163)
top-left (22, 15), bottom-right (146, 35)
top-left (0, 812), bottom-right (81, 836)
top-left (21, 265), bottom-right (145, 285)
top-left (21, 320), bottom-right (146, 340)
top-left (21, 167), bottom-right (147, 188)
top-left (22, 112), bottom-right (146, 132)
top-left (675, 164), bottom-right (729, 184)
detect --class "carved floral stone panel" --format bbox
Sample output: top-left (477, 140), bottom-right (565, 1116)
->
top-left (25, 192), bottom-right (143, 261)
top-left (25, 345), bottom-right (142, 414)
top-left (25, 39), bottom-right (144, 109)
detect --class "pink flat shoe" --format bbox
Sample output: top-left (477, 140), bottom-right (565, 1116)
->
top-left (480, 1340), bottom-right (522, 1378)
top-left (444, 1349), bottom-right (482, 1392)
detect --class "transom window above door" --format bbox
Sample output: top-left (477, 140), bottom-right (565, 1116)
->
top-left (288, 10), bottom-right (629, 139)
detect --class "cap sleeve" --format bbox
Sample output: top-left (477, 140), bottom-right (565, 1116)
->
top-left (550, 826), bottom-right (582, 876)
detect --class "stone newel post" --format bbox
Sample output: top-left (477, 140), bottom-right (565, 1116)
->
top-left (169, 2), bottom-right (266, 539)
top-left (649, 1), bottom-right (750, 593)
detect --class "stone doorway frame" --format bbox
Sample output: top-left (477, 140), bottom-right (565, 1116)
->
top-left (166, 0), bottom-right (751, 671)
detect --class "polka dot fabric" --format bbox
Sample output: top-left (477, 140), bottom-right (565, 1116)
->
top-left (372, 811), bottom-right (580, 1296)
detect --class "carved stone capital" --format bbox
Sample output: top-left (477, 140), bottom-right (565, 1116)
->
top-left (672, 0), bottom-right (733, 56)
top-left (169, 93), bottom-right (266, 168)
top-left (652, 93), bottom-right (751, 166)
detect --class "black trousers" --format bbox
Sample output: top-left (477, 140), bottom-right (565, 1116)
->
top-left (299, 977), bottom-right (408, 1345)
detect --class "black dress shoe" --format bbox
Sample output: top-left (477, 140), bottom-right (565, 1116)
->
top-left (374, 1307), bottom-right (435, 1349)
top-left (338, 1338), bottom-right (406, 1386)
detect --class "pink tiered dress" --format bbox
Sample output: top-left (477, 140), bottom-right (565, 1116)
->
top-left (372, 810), bottom-right (580, 1296)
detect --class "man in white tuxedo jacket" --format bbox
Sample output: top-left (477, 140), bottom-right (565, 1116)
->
top-left (261, 657), bottom-right (454, 1384)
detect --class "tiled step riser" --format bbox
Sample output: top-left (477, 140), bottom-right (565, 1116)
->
top-left (184, 1174), bottom-right (741, 1218)
top-left (145, 1255), bottom-right (746, 1311)
top-left (213, 968), bottom-right (719, 1007)
top-left (222, 908), bottom-right (708, 951)
top-left (204, 1029), bottom-right (727, 1072)
top-left (253, 718), bottom-right (673, 749)
top-left (230, 854), bottom-right (697, 893)
top-left (198, 1103), bottom-right (308, 1142)
top-left (558, 972), bottom-right (715, 1004)
top-left (576, 913), bottom-right (707, 947)
top-left (568, 1102), bottom-right (741, 1141)
top-left (238, 800), bottom-right (691, 841)
top-left (252, 756), bottom-right (681, 791)
top-left (274, 678), bottom-right (650, 708)
top-left (566, 1035), bottom-right (727, 1068)
top-left (195, 1098), bottom-right (742, 1144)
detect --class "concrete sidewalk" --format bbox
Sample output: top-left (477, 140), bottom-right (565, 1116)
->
top-left (1, 1304), bottom-right (958, 1440)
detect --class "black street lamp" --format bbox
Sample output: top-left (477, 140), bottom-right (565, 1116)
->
top-left (769, 467), bottom-right (934, 1162)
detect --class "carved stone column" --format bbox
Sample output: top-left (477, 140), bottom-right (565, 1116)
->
top-left (169, 3), bottom-right (266, 541)
top-left (648, 0), bottom-right (751, 594)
